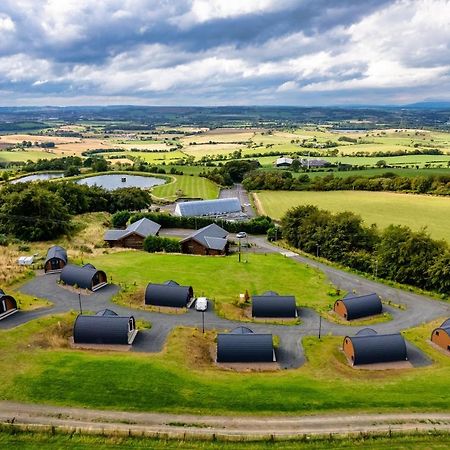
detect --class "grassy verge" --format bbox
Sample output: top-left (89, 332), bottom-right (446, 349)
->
top-left (1, 428), bottom-right (450, 449)
top-left (1, 316), bottom-right (449, 415)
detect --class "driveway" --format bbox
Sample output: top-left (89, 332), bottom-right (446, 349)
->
top-left (220, 183), bottom-right (255, 217)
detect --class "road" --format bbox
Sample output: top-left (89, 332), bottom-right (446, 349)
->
top-left (2, 237), bottom-right (449, 369)
top-left (1, 401), bottom-right (450, 440)
top-left (219, 183), bottom-right (255, 217)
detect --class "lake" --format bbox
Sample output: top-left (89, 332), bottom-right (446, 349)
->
top-left (11, 173), bottom-right (65, 183)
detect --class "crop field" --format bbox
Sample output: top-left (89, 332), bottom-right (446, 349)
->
top-left (0, 150), bottom-right (56, 162)
top-left (0, 316), bottom-right (449, 415)
top-left (106, 150), bottom-right (187, 163)
top-left (151, 174), bottom-right (219, 200)
top-left (89, 252), bottom-right (334, 311)
top-left (181, 128), bottom-right (256, 144)
top-left (183, 143), bottom-right (246, 158)
top-left (296, 167), bottom-right (450, 179)
top-left (255, 190), bottom-right (450, 242)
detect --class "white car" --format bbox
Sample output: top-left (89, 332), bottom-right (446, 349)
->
top-left (195, 297), bottom-right (208, 311)
top-left (236, 231), bottom-right (247, 239)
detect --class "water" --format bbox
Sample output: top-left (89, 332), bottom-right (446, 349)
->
top-left (76, 174), bottom-right (165, 190)
top-left (11, 173), bottom-right (64, 183)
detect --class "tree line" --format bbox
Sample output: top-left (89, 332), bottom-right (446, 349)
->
top-left (242, 170), bottom-right (450, 195)
top-left (0, 182), bottom-right (151, 241)
top-left (281, 205), bottom-right (450, 295)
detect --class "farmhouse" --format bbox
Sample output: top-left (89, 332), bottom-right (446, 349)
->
top-left (343, 328), bottom-right (407, 366)
top-left (60, 264), bottom-right (108, 291)
top-left (104, 217), bottom-right (161, 249)
top-left (180, 223), bottom-right (229, 255)
top-left (0, 289), bottom-right (17, 320)
top-left (145, 280), bottom-right (194, 308)
top-left (275, 156), bottom-right (293, 167)
top-left (217, 326), bottom-right (276, 363)
top-left (73, 309), bottom-right (137, 345)
top-left (44, 245), bottom-right (68, 273)
top-left (431, 319), bottom-right (450, 352)
top-left (334, 293), bottom-right (382, 320)
top-left (252, 291), bottom-right (297, 318)
top-left (174, 198), bottom-right (241, 217)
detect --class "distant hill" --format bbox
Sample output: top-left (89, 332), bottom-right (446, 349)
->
top-left (404, 101), bottom-right (450, 109)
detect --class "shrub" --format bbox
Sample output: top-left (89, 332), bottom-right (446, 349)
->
top-left (143, 235), bottom-right (181, 253)
top-left (111, 210), bottom-right (131, 228)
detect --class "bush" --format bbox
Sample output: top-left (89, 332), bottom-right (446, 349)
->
top-left (111, 210), bottom-right (131, 228)
top-left (143, 235), bottom-right (181, 253)
top-left (0, 234), bottom-right (9, 246)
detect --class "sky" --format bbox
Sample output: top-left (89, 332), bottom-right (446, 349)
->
top-left (0, 0), bottom-right (450, 106)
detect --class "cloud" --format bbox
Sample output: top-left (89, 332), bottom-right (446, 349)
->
top-left (0, 0), bottom-right (449, 105)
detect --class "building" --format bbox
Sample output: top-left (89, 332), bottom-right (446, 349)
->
top-left (180, 223), bottom-right (229, 255)
top-left (334, 293), bottom-right (382, 320)
top-left (145, 280), bottom-right (194, 308)
top-left (73, 310), bottom-right (137, 345)
top-left (300, 158), bottom-right (330, 168)
top-left (104, 217), bottom-right (161, 249)
top-left (251, 291), bottom-right (297, 318)
top-left (431, 319), bottom-right (450, 352)
top-left (275, 157), bottom-right (293, 167)
top-left (60, 264), bottom-right (108, 291)
top-left (343, 328), bottom-right (408, 365)
top-left (216, 326), bottom-right (276, 363)
top-left (174, 198), bottom-right (241, 217)
top-left (44, 245), bottom-right (68, 273)
top-left (0, 289), bottom-right (17, 320)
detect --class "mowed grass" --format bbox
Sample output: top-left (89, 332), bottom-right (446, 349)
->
top-left (151, 174), bottom-right (219, 200)
top-left (1, 316), bottom-right (450, 416)
top-left (89, 252), bottom-right (334, 310)
top-left (0, 150), bottom-right (55, 162)
top-left (255, 190), bottom-right (450, 242)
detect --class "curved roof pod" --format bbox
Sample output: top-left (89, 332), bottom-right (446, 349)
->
top-left (356, 328), bottom-right (378, 336)
top-left (343, 331), bottom-right (407, 365)
top-left (252, 293), bottom-right (297, 318)
top-left (73, 313), bottom-right (137, 345)
top-left (44, 246), bottom-right (68, 273)
top-left (334, 293), bottom-right (382, 320)
top-left (145, 281), bottom-right (194, 308)
top-left (174, 198), bottom-right (241, 217)
top-left (430, 318), bottom-right (450, 351)
top-left (60, 264), bottom-right (108, 291)
top-left (217, 332), bottom-right (275, 363)
top-left (0, 289), bottom-right (18, 319)
top-left (231, 326), bottom-right (254, 334)
top-left (95, 309), bottom-right (118, 316)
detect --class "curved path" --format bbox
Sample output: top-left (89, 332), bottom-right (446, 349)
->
top-left (1, 238), bottom-right (449, 369)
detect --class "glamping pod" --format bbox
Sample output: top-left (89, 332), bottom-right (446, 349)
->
top-left (217, 327), bottom-right (275, 363)
top-left (73, 311), bottom-right (137, 345)
top-left (343, 328), bottom-right (407, 365)
top-left (431, 319), bottom-right (450, 352)
top-left (44, 246), bottom-right (68, 273)
top-left (251, 291), bottom-right (297, 318)
top-left (180, 223), bottom-right (229, 255)
top-left (334, 293), bottom-right (382, 320)
top-left (60, 264), bottom-right (107, 291)
top-left (0, 289), bottom-right (18, 320)
top-left (145, 280), bottom-right (193, 308)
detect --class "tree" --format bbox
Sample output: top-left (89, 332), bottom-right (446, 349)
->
top-left (111, 210), bottom-right (131, 228)
top-left (0, 185), bottom-right (71, 241)
top-left (91, 157), bottom-right (109, 172)
top-left (110, 187), bottom-right (151, 212)
top-left (291, 159), bottom-right (301, 172)
top-left (64, 165), bottom-right (80, 177)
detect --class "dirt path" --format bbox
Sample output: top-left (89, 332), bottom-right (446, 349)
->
top-left (1, 401), bottom-right (450, 440)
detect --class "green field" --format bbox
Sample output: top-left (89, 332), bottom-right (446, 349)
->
top-left (1, 316), bottom-right (449, 416)
top-left (107, 150), bottom-right (186, 163)
top-left (255, 190), bottom-right (450, 242)
top-left (2, 429), bottom-right (450, 449)
top-left (0, 150), bottom-right (55, 163)
top-left (90, 252), bottom-right (334, 311)
top-left (151, 174), bottom-right (219, 200)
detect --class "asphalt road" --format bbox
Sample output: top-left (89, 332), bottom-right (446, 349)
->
top-left (219, 183), bottom-right (255, 217)
top-left (1, 239), bottom-right (449, 369)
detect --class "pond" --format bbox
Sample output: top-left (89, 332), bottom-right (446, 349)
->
top-left (76, 174), bottom-right (166, 190)
top-left (11, 173), bottom-right (65, 183)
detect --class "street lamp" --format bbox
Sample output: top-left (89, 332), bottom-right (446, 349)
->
top-left (78, 293), bottom-right (83, 315)
top-left (316, 244), bottom-right (320, 258)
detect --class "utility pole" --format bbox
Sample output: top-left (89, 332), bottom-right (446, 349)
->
top-left (238, 238), bottom-right (241, 262)
top-left (316, 244), bottom-right (320, 258)
top-left (78, 293), bottom-right (83, 315)
top-left (318, 315), bottom-right (322, 339)
top-left (374, 258), bottom-right (378, 279)
top-left (202, 310), bottom-right (205, 334)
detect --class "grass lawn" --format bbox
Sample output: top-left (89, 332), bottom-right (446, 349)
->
top-left (1, 316), bottom-right (449, 416)
top-left (89, 252), bottom-right (336, 311)
top-left (255, 190), bottom-right (450, 242)
top-left (0, 150), bottom-right (55, 162)
top-left (2, 429), bottom-right (450, 449)
top-left (151, 174), bottom-right (219, 200)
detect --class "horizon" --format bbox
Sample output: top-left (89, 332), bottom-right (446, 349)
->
top-left (1, 1), bottom-right (450, 107)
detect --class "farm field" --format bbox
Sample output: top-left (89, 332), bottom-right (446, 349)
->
top-left (0, 316), bottom-right (449, 415)
top-left (106, 150), bottom-right (186, 163)
top-left (151, 174), bottom-right (219, 200)
top-left (183, 143), bottom-right (246, 158)
top-left (89, 252), bottom-right (334, 311)
top-left (298, 167), bottom-right (450, 179)
top-left (0, 150), bottom-right (55, 162)
top-left (255, 190), bottom-right (450, 242)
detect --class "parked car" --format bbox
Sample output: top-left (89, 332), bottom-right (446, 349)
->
top-left (195, 297), bottom-right (208, 311)
top-left (236, 231), bottom-right (247, 239)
